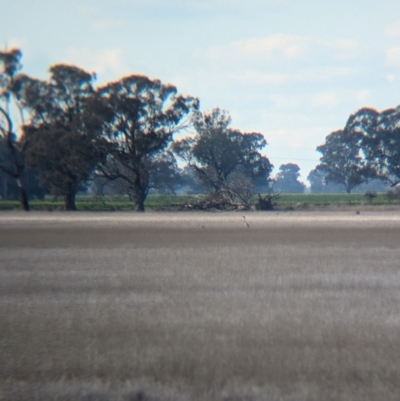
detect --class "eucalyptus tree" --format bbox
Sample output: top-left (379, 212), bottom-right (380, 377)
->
top-left (21, 64), bottom-right (111, 210)
top-left (344, 106), bottom-right (400, 186)
top-left (307, 167), bottom-right (326, 193)
top-left (148, 150), bottom-right (182, 194)
top-left (174, 108), bottom-right (272, 208)
top-left (0, 48), bottom-right (30, 210)
top-left (96, 75), bottom-right (198, 211)
top-left (274, 163), bottom-right (306, 193)
top-left (316, 129), bottom-right (374, 193)
top-left (307, 166), bottom-right (345, 193)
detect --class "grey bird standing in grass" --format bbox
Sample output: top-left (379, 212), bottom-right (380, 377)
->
top-left (242, 216), bottom-right (250, 228)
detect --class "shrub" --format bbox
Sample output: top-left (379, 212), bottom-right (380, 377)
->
top-left (364, 190), bottom-right (377, 204)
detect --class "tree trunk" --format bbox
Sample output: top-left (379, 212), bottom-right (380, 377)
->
top-left (135, 201), bottom-right (144, 213)
top-left (134, 187), bottom-right (146, 212)
top-left (3, 176), bottom-right (7, 200)
top-left (64, 192), bottom-right (77, 211)
top-left (134, 174), bottom-right (147, 212)
top-left (17, 178), bottom-right (30, 211)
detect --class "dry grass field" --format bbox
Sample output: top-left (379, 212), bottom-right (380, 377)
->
top-left (1, 211), bottom-right (400, 401)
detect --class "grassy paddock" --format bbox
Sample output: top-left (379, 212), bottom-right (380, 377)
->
top-left (0, 194), bottom-right (194, 211)
top-left (1, 211), bottom-right (400, 400)
top-left (1, 192), bottom-right (400, 211)
top-left (276, 192), bottom-right (400, 208)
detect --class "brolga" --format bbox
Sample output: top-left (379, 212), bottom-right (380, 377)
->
top-left (242, 216), bottom-right (250, 228)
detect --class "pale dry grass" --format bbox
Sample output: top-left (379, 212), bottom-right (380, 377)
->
top-left (1, 211), bottom-right (400, 400)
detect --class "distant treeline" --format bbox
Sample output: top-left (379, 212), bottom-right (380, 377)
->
top-left (1, 49), bottom-right (399, 211)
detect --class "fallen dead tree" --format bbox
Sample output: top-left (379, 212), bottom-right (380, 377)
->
top-left (255, 190), bottom-right (280, 211)
top-left (180, 192), bottom-right (250, 211)
top-left (180, 187), bottom-right (280, 211)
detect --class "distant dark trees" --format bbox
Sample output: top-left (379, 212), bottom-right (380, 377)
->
top-left (316, 129), bottom-right (374, 193)
top-left (0, 49), bottom-right (204, 211)
top-left (307, 167), bottom-right (344, 193)
top-left (307, 167), bottom-right (326, 193)
top-left (314, 104), bottom-right (400, 193)
top-left (307, 166), bottom-right (386, 193)
top-left (174, 108), bottom-right (272, 209)
top-left (344, 106), bottom-right (400, 186)
top-left (8, 47), bottom-right (400, 210)
top-left (274, 163), bottom-right (305, 193)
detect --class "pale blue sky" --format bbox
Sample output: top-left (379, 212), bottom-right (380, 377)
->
top-left (2, 0), bottom-right (400, 180)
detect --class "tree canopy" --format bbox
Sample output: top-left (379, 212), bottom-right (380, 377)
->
top-left (23, 64), bottom-right (111, 210)
top-left (344, 106), bottom-right (400, 186)
top-left (316, 129), bottom-right (375, 193)
top-left (174, 108), bottom-right (272, 209)
top-left (95, 75), bottom-right (199, 211)
top-left (7, 47), bottom-right (400, 211)
top-left (314, 105), bottom-right (400, 193)
top-left (274, 163), bottom-right (305, 193)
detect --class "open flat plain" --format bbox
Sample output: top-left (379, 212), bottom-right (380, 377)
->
top-left (1, 211), bottom-right (400, 401)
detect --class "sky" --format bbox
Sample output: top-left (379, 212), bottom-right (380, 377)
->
top-left (2, 0), bottom-right (400, 182)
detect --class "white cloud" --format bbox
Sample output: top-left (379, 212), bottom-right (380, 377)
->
top-left (310, 91), bottom-right (340, 109)
top-left (207, 34), bottom-right (309, 66)
top-left (207, 35), bottom-right (360, 64)
top-left (318, 39), bottom-right (359, 60)
top-left (238, 35), bottom-right (306, 58)
top-left (269, 129), bottom-right (307, 151)
top-left (269, 94), bottom-right (301, 110)
top-left (263, 89), bottom-right (370, 115)
top-left (203, 34), bottom-right (360, 81)
top-left (228, 71), bottom-right (289, 85)
top-left (385, 22), bottom-right (400, 38)
top-left (356, 89), bottom-right (370, 103)
top-left (231, 34), bottom-right (308, 61)
top-left (6, 37), bottom-right (30, 51)
top-left (227, 67), bottom-right (355, 86)
top-left (387, 74), bottom-right (396, 82)
top-left (65, 47), bottom-right (130, 82)
top-left (387, 46), bottom-right (400, 67)
top-left (310, 89), bottom-right (371, 110)
top-left (298, 67), bottom-right (355, 81)
top-left (77, 5), bottom-right (95, 16)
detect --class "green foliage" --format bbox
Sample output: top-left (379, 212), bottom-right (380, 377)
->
top-left (96, 75), bottom-right (199, 211)
top-left (274, 163), bottom-right (306, 193)
top-left (174, 108), bottom-right (272, 208)
top-left (345, 106), bottom-right (400, 185)
top-left (276, 192), bottom-right (400, 207)
top-left (364, 190), bottom-right (378, 204)
top-left (4, 48), bottom-right (400, 215)
top-left (24, 65), bottom-right (111, 210)
top-left (316, 129), bottom-right (374, 193)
